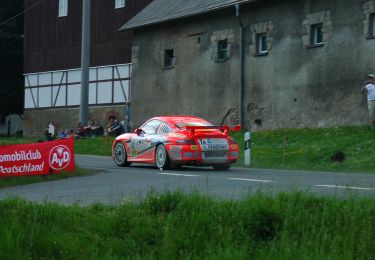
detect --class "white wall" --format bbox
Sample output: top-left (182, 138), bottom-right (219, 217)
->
top-left (24, 64), bottom-right (131, 109)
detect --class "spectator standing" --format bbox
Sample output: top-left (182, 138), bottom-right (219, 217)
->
top-left (362, 74), bottom-right (375, 128)
top-left (45, 122), bottom-right (55, 141)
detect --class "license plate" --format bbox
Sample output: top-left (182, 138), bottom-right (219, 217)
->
top-left (199, 138), bottom-right (228, 151)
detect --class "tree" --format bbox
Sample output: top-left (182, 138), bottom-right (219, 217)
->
top-left (0, 0), bottom-right (24, 118)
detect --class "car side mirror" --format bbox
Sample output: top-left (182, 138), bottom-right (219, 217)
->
top-left (135, 128), bottom-right (143, 136)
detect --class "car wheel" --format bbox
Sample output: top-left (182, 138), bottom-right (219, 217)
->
top-left (213, 164), bottom-right (231, 171)
top-left (155, 144), bottom-right (170, 170)
top-left (114, 142), bottom-right (131, 167)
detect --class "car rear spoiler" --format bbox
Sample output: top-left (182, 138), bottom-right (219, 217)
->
top-left (185, 125), bottom-right (241, 136)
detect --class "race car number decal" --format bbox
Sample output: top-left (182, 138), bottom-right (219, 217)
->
top-left (199, 138), bottom-right (228, 151)
top-left (198, 139), bottom-right (212, 145)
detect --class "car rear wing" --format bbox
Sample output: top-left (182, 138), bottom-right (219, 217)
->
top-left (184, 125), bottom-right (241, 137)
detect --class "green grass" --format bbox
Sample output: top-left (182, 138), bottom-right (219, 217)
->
top-left (0, 136), bottom-right (37, 146)
top-left (73, 136), bottom-right (115, 156)
top-left (0, 191), bottom-right (373, 259)
top-left (232, 125), bottom-right (375, 173)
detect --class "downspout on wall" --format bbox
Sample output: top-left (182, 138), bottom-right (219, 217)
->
top-left (236, 3), bottom-right (245, 128)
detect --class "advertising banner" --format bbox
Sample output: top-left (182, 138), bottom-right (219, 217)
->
top-left (0, 138), bottom-right (75, 177)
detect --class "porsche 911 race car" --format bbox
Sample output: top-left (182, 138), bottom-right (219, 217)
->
top-left (112, 116), bottom-right (240, 170)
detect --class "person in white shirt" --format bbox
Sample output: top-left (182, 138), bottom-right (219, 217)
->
top-left (45, 121), bottom-right (55, 141)
top-left (362, 74), bottom-right (375, 127)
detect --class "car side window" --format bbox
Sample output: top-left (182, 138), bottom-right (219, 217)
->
top-left (141, 120), bottom-right (162, 134)
top-left (157, 123), bottom-right (173, 134)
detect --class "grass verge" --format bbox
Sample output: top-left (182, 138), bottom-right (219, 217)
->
top-left (0, 191), bottom-right (373, 259)
top-left (73, 136), bottom-right (115, 156)
top-left (231, 125), bottom-right (375, 173)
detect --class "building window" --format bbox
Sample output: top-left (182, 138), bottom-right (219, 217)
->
top-left (310, 23), bottom-right (323, 46)
top-left (163, 49), bottom-right (175, 68)
top-left (250, 21), bottom-right (273, 56)
top-left (256, 33), bottom-right (268, 55)
top-left (58, 0), bottom-right (68, 17)
top-left (217, 39), bottom-right (228, 60)
top-left (115, 0), bottom-right (125, 9)
top-left (369, 13), bottom-right (375, 37)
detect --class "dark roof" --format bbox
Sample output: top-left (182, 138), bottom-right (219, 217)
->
top-left (121, 0), bottom-right (256, 30)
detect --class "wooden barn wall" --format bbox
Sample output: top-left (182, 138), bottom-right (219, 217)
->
top-left (24, 0), bottom-right (152, 73)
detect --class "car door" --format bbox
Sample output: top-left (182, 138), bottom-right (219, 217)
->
top-left (127, 119), bottom-right (162, 163)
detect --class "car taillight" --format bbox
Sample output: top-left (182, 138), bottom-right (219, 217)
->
top-left (176, 139), bottom-right (196, 145)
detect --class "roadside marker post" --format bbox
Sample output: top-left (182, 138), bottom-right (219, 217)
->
top-left (244, 131), bottom-right (251, 166)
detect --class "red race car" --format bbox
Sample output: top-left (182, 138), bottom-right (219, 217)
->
top-left (112, 116), bottom-right (240, 170)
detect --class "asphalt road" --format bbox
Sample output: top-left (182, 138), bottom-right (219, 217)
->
top-left (0, 154), bottom-right (374, 205)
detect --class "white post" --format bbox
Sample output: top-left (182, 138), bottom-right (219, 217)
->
top-left (244, 131), bottom-right (251, 166)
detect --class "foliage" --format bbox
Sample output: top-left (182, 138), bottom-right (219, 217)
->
top-left (0, 191), bottom-right (374, 259)
top-left (0, 0), bottom-right (24, 117)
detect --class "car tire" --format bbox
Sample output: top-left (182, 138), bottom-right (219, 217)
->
top-left (213, 164), bottom-right (231, 171)
top-left (113, 142), bottom-right (131, 167)
top-left (155, 144), bottom-right (170, 170)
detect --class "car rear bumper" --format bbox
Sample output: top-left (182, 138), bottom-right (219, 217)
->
top-left (167, 144), bottom-right (238, 165)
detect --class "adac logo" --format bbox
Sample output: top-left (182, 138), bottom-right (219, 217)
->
top-left (49, 145), bottom-right (71, 170)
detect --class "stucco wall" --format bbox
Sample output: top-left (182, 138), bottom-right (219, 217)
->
top-left (24, 106), bottom-right (126, 138)
top-left (131, 0), bottom-right (375, 130)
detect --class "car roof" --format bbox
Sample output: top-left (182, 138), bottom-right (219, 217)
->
top-left (151, 116), bottom-right (210, 125)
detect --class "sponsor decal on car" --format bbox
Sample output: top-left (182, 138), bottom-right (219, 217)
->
top-left (193, 152), bottom-right (201, 158)
top-left (169, 145), bottom-right (182, 160)
top-left (183, 152), bottom-right (193, 158)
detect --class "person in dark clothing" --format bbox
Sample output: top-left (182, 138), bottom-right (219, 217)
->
top-left (107, 119), bottom-right (124, 136)
top-left (91, 120), bottom-right (104, 136)
top-left (75, 122), bottom-right (86, 138)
